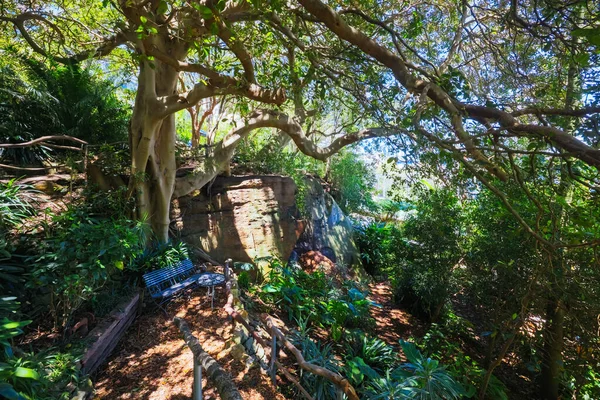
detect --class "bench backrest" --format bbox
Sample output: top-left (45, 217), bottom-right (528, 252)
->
top-left (143, 259), bottom-right (195, 296)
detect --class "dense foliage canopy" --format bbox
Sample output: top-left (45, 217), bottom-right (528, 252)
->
top-left (1, 0), bottom-right (600, 399)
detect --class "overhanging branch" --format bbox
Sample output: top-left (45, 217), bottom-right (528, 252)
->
top-left (1, 12), bottom-right (128, 64)
top-left (296, 0), bottom-right (600, 171)
top-left (173, 109), bottom-right (400, 197)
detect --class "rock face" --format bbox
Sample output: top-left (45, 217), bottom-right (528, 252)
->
top-left (171, 175), bottom-right (304, 263)
top-left (295, 176), bottom-right (366, 277)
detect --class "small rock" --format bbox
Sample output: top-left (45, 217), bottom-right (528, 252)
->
top-left (70, 391), bottom-right (88, 400)
top-left (230, 343), bottom-right (248, 361)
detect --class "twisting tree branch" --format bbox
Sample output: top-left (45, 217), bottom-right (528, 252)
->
top-left (296, 0), bottom-right (600, 171)
top-left (0, 12), bottom-right (128, 64)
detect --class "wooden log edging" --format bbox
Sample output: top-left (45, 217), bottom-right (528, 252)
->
top-left (223, 275), bottom-right (315, 400)
top-left (81, 293), bottom-right (140, 374)
top-left (262, 314), bottom-right (360, 400)
top-left (173, 317), bottom-right (243, 400)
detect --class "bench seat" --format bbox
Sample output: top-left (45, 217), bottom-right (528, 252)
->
top-left (152, 273), bottom-right (203, 299)
top-left (143, 259), bottom-right (204, 313)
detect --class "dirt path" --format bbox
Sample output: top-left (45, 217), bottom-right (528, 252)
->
top-left (93, 289), bottom-right (284, 400)
top-left (368, 282), bottom-right (424, 346)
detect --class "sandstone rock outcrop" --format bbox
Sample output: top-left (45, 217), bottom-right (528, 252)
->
top-left (171, 175), bottom-right (304, 264)
top-left (296, 176), bottom-right (366, 277)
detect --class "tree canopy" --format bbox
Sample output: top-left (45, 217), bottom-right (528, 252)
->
top-left (2, 1), bottom-right (600, 399)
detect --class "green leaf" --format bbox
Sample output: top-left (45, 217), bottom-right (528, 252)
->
top-left (572, 28), bottom-right (600, 46)
top-left (574, 52), bottom-right (590, 66)
top-left (193, 4), bottom-right (213, 19)
top-left (156, 0), bottom-right (168, 15)
top-left (262, 284), bottom-right (278, 293)
top-left (399, 340), bottom-right (423, 364)
top-left (0, 383), bottom-right (21, 400)
top-left (140, 16), bottom-right (148, 24)
top-left (14, 367), bottom-right (39, 380)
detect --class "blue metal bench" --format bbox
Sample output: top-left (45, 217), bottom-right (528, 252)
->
top-left (143, 259), bottom-right (204, 313)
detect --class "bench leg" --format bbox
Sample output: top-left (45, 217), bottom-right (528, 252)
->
top-left (206, 286), bottom-right (215, 310)
top-left (155, 299), bottom-right (170, 317)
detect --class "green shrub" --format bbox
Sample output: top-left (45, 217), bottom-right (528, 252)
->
top-left (417, 322), bottom-right (508, 400)
top-left (293, 332), bottom-right (341, 400)
top-left (355, 222), bottom-right (404, 276)
top-left (393, 188), bottom-right (463, 321)
top-left (344, 330), bottom-right (397, 372)
top-left (0, 179), bottom-right (34, 230)
top-left (254, 258), bottom-right (375, 336)
top-left (328, 149), bottom-right (376, 214)
top-left (0, 58), bottom-right (130, 166)
top-left (237, 271), bottom-right (250, 290)
top-left (0, 297), bottom-right (40, 400)
top-left (30, 215), bottom-right (146, 329)
top-left (130, 240), bottom-right (190, 272)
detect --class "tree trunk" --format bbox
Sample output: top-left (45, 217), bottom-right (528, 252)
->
top-left (130, 38), bottom-right (186, 242)
top-left (540, 295), bottom-right (566, 400)
top-left (189, 106), bottom-right (199, 148)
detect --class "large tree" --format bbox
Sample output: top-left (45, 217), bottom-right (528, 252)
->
top-left (287, 2), bottom-right (599, 398)
top-left (3, 0), bottom-right (598, 240)
top-left (2, 2), bottom-right (600, 396)
top-left (0, 0), bottom-right (392, 241)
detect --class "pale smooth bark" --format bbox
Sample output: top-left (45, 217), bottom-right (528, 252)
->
top-left (172, 110), bottom-right (398, 198)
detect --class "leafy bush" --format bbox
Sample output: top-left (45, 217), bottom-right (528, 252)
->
top-left (258, 259), bottom-right (330, 322)
top-left (0, 180), bottom-right (34, 295)
top-left (237, 271), bottom-right (250, 291)
top-left (0, 297), bottom-right (40, 400)
top-left (0, 306), bottom-right (85, 400)
top-left (393, 188), bottom-right (463, 321)
top-left (0, 58), bottom-right (130, 165)
top-left (364, 341), bottom-right (466, 400)
top-left (30, 214), bottom-right (147, 329)
top-left (254, 258), bottom-right (375, 337)
top-left (357, 188), bottom-right (464, 321)
top-left (130, 240), bottom-right (190, 272)
top-left (328, 149), bottom-right (376, 214)
top-left (0, 180), bottom-right (34, 230)
top-left (417, 322), bottom-right (508, 400)
top-left (293, 332), bottom-right (341, 400)
top-left (355, 222), bottom-right (403, 276)
top-left (344, 330), bottom-right (397, 372)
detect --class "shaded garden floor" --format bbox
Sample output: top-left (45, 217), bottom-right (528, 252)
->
top-left (93, 280), bottom-right (534, 400)
top-left (368, 282), bottom-right (425, 346)
top-left (93, 288), bottom-right (285, 400)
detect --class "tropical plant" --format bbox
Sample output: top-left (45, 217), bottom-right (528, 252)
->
top-left (130, 240), bottom-right (190, 272)
top-left (0, 297), bottom-right (40, 400)
top-left (293, 332), bottom-right (341, 400)
top-left (256, 258), bottom-right (374, 337)
top-left (345, 330), bottom-right (397, 372)
top-left (0, 179), bottom-right (34, 230)
top-left (364, 341), bottom-right (465, 400)
top-left (0, 57), bottom-right (130, 166)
